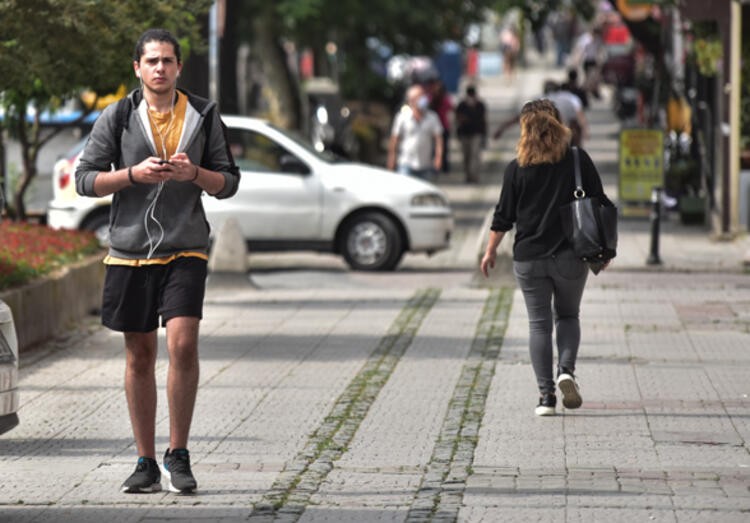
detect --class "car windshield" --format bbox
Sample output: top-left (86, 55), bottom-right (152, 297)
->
top-left (266, 124), bottom-right (345, 163)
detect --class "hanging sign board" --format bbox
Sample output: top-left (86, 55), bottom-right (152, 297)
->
top-left (618, 128), bottom-right (664, 217)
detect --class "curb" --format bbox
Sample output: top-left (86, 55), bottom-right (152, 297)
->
top-left (0, 254), bottom-right (104, 352)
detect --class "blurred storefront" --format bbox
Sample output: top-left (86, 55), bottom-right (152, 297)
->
top-left (677, 0), bottom-right (744, 235)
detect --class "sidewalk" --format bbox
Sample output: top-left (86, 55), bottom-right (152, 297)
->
top-left (0, 56), bottom-right (749, 523)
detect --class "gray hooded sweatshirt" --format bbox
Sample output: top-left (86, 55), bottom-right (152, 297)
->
top-left (75, 88), bottom-right (240, 259)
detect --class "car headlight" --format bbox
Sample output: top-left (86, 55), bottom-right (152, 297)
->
top-left (411, 192), bottom-right (449, 207)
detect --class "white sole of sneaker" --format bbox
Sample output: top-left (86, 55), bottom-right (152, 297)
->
top-left (121, 482), bottom-right (162, 494)
top-left (534, 405), bottom-right (556, 416)
top-left (557, 374), bottom-right (582, 409)
top-left (160, 465), bottom-right (196, 494)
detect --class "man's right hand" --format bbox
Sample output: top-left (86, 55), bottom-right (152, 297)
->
top-left (480, 250), bottom-right (496, 278)
top-left (131, 157), bottom-right (174, 184)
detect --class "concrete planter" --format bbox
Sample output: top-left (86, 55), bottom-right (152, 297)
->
top-left (0, 254), bottom-right (104, 352)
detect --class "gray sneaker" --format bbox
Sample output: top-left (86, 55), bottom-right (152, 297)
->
top-left (121, 457), bottom-right (162, 493)
top-left (162, 448), bottom-right (197, 494)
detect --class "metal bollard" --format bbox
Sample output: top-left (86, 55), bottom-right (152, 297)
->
top-left (646, 186), bottom-right (663, 265)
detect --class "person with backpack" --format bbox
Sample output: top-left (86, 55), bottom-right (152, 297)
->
top-left (75, 28), bottom-right (239, 494)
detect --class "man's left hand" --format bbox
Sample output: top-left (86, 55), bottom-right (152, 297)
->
top-left (165, 153), bottom-right (198, 182)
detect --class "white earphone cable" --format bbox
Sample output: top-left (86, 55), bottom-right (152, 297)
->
top-left (142, 84), bottom-right (177, 259)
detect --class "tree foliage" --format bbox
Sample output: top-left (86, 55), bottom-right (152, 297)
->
top-left (492, 0), bottom-right (595, 29)
top-left (233, 0), bottom-right (494, 107)
top-left (0, 0), bottom-right (211, 219)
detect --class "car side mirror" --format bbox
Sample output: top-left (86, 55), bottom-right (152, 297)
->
top-left (280, 154), bottom-right (311, 175)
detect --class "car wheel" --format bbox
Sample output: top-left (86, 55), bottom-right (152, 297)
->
top-left (81, 212), bottom-right (110, 247)
top-left (341, 212), bottom-right (403, 271)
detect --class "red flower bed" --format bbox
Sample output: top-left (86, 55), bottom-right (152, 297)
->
top-left (0, 222), bottom-right (102, 290)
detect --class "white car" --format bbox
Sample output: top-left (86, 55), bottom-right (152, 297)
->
top-left (0, 300), bottom-right (19, 435)
top-left (47, 115), bottom-right (453, 271)
top-left (48, 136), bottom-right (111, 246)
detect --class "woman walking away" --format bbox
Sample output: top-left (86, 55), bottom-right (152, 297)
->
top-left (480, 99), bottom-right (613, 416)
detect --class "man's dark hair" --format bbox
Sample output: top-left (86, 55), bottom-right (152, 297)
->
top-left (567, 68), bottom-right (578, 83)
top-left (466, 86), bottom-right (477, 97)
top-left (133, 28), bottom-right (181, 63)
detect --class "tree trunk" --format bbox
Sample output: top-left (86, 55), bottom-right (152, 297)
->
top-left (12, 108), bottom-right (66, 222)
top-left (14, 158), bottom-right (37, 222)
top-left (13, 113), bottom-right (39, 221)
top-left (0, 129), bottom-right (6, 219)
top-left (219, 0), bottom-right (239, 114)
top-left (252, 10), bottom-right (301, 130)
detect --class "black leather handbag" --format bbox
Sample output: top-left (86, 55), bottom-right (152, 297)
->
top-left (559, 147), bottom-right (618, 274)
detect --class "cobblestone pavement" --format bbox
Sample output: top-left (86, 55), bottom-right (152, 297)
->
top-left (1, 53), bottom-right (749, 523)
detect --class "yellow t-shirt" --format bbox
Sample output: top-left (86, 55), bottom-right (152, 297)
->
top-left (148, 90), bottom-right (187, 160)
top-left (104, 91), bottom-right (207, 266)
top-left (104, 252), bottom-right (207, 266)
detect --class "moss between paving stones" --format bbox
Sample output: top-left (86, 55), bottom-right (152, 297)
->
top-left (248, 288), bottom-right (440, 520)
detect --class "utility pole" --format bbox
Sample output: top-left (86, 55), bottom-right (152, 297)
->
top-left (208, 0), bottom-right (225, 110)
top-left (208, 1), bottom-right (219, 109)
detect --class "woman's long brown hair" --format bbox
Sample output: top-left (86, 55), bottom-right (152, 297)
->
top-left (516, 99), bottom-right (571, 167)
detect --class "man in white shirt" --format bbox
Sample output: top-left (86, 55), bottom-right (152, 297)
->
top-left (387, 84), bottom-right (444, 181)
top-left (493, 80), bottom-right (587, 147)
top-left (544, 81), bottom-right (588, 147)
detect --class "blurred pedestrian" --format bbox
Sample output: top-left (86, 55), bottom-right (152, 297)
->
top-left (387, 84), bottom-right (443, 181)
top-left (466, 45), bottom-right (480, 82)
top-left (561, 68), bottom-right (589, 110)
top-left (543, 80), bottom-right (588, 147)
top-left (491, 81), bottom-right (587, 148)
top-left (573, 26), bottom-right (605, 99)
top-left (500, 24), bottom-right (520, 82)
top-left (428, 79), bottom-right (454, 173)
top-left (480, 99), bottom-right (613, 416)
top-left (550, 7), bottom-right (578, 67)
top-left (75, 28), bottom-right (240, 494)
top-left (454, 85), bottom-right (487, 183)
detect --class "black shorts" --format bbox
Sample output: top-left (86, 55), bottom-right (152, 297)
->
top-left (102, 257), bottom-right (208, 332)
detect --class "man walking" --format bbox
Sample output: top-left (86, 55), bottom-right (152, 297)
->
top-left (75, 28), bottom-right (240, 494)
top-left (387, 84), bottom-right (443, 181)
top-left (543, 81), bottom-right (588, 147)
top-left (454, 85), bottom-right (487, 183)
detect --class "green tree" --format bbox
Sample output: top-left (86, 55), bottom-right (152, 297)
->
top-left (492, 0), bottom-right (595, 33)
top-left (230, 0), bottom-right (494, 128)
top-left (0, 0), bottom-right (210, 219)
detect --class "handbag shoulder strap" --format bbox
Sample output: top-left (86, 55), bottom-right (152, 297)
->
top-left (572, 146), bottom-right (585, 199)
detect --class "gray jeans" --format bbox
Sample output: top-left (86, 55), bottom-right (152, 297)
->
top-left (513, 249), bottom-right (588, 395)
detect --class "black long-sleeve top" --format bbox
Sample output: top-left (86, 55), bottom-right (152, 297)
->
top-left (491, 147), bottom-right (613, 261)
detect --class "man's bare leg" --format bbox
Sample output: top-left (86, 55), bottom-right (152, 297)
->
top-left (124, 330), bottom-right (158, 459)
top-left (165, 317), bottom-right (200, 449)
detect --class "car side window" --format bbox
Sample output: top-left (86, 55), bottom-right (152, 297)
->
top-left (226, 128), bottom-right (305, 174)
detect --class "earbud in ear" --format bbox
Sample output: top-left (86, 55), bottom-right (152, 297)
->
top-left (136, 72), bottom-right (141, 78)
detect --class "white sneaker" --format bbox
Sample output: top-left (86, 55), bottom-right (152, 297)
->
top-left (534, 393), bottom-right (557, 416)
top-left (557, 372), bottom-right (582, 409)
